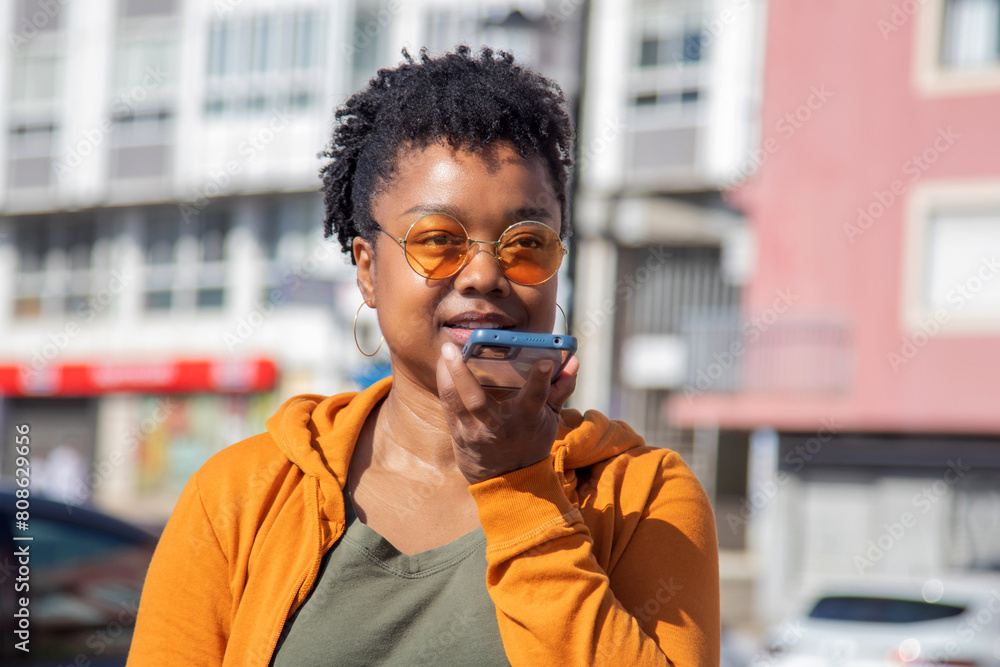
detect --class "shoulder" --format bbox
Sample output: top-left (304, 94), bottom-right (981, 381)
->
top-left (184, 430), bottom-right (297, 526)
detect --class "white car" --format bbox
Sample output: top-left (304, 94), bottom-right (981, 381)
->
top-left (757, 574), bottom-right (1000, 666)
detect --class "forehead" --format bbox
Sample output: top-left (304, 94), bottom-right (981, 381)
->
top-left (373, 140), bottom-right (562, 233)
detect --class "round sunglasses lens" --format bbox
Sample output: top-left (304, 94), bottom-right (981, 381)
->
top-left (498, 222), bottom-right (564, 285)
top-left (405, 215), bottom-right (468, 278)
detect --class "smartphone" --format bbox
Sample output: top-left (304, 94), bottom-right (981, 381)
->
top-left (461, 330), bottom-right (577, 390)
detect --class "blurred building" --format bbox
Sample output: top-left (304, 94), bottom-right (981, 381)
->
top-left (665, 0), bottom-right (1000, 625)
top-left (572, 0), bottom-right (767, 628)
top-left (0, 0), bottom-right (583, 521)
top-left (0, 0), bottom-right (367, 520)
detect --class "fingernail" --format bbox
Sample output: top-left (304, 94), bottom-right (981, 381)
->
top-left (441, 343), bottom-right (458, 361)
top-left (538, 360), bottom-right (554, 374)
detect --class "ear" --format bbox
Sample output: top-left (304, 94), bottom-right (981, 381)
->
top-left (353, 236), bottom-right (376, 306)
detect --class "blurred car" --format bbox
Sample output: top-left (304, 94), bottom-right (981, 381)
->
top-left (758, 574), bottom-right (1000, 667)
top-left (0, 487), bottom-right (158, 666)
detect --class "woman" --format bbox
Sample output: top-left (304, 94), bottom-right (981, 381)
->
top-left (128, 46), bottom-right (719, 666)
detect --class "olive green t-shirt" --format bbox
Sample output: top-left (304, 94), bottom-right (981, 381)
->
top-left (271, 487), bottom-right (511, 666)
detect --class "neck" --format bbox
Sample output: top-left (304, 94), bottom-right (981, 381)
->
top-left (372, 369), bottom-right (466, 480)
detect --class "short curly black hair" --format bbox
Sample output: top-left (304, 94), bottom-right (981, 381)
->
top-left (320, 45), bottom-right (575, 262)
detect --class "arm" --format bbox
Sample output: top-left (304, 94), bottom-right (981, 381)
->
top-left (435, 345), bottom-right (719, 665)
top-left (469, 453), bottom-right (720, 666)
top-left (127, 474), bottom-right (233, 666)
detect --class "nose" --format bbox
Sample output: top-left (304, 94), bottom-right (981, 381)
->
top-left (453, 241), bottom-right (510, 296)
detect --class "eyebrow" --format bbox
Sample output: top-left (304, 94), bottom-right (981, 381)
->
top-left (401, 203), bottom-right (555, 222)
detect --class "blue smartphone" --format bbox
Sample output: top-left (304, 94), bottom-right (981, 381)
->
top-left (461, 330), bottom-right (577, 390)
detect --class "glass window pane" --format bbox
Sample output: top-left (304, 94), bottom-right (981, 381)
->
top-left (924, 211), bottom-right (1000, 316)
top-left (942, 0), bottom-right (1000, 67)
top-left (12, 56), bottom-right (61, 102)
top-left (146, 215), bottom-right (180, 264)
top-left (196, 288), bottom-right (224, 308)
top-left (640, 38), bottom-right (659, 67)
top-left (67, 220), bottom-right (96, 270)
top-left (145, 290), bottom-right (172, 309)
top-left (199, 212), bottom-right (229, 262)
top-left (16, 219), bottom-right (49, 272)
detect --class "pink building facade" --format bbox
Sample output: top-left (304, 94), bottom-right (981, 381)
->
top-left (667, 0), bottom-right (1000, 623)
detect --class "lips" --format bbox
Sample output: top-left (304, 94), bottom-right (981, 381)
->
top-left (443, 311), bottom-right (517, 344)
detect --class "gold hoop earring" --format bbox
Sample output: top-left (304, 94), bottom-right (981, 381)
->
top-left (354, 301), bottom-right (384, 357)
top-left (556, 303), bottom-right (569, 333)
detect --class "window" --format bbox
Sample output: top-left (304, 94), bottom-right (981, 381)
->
top-left (204, 10), bottom-right (325, 116)
top-left (260, 195), bottom-right (341, 306)
top-left (12, 216), bottom-right (111, 319)
top-left (143, 208), bottom-right (230, 312)
top-left (11, 54), bottom-right (61, 103)
top-left (809, 596), bottom-right (965, 623)
top-left (904, 181), bottom-right (1000, 333)
top-left (638, 6), bottom-right (703, 68)
top-left (923, 210), bottom-right (1000, 318)
top-left (915, 0), bottom-right (1000, 95)
top-left (111, 12), bottom-right (178, 184)
top-left (120, 0), bottom-right (179, 18)
top-left (629, 3), bottom-right (705, 113)
top-left (7, 121), bottom-right (58, 189)
top-left (941, 0), bottom-right (1000, 68)
top-left (15, 0), bottom-right (63, 32)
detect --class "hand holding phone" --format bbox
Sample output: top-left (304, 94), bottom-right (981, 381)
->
top-left (461, 330), bottom-right (577, 390)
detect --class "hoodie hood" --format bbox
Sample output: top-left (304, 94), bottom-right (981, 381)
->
top-left (265, 376), bottom-right (647, 517)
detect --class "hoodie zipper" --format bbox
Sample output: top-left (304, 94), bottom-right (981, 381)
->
top-left (261, 475), bottom-right (343, 667)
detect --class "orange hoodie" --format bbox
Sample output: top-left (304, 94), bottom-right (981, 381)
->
top-left (127, 377), bottom-right (720, 666)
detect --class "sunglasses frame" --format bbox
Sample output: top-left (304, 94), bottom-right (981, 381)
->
top-left (375, 213), bottom-right (567, 286)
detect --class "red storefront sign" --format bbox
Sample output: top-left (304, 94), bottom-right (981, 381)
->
top-left (0, 358), bottom-right (278, 396)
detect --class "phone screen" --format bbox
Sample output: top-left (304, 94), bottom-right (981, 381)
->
top-left (465, 345), bottom-right (571, 389)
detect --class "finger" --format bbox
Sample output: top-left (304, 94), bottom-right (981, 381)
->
top-left (547, 355), bottom-right (579, 411)
top-left (438, 343), bottom-right (499, 425)
top-left (514, 358), bottom-right (554, 418)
